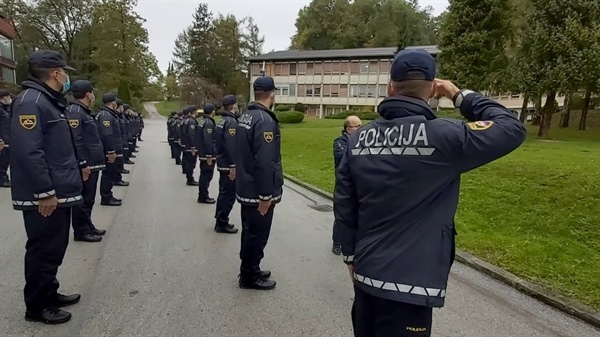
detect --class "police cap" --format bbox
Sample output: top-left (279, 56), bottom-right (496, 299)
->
top-left (188, 105), bottom-right (198, 113)
top-left (102, 93), bottom-right (117, 104)
top-left (391, 49), bottom-right (436, 82)
top-left (222, 95), bottom-right (237, 106)
top-left (116, 99), bottom-right (123, 107)
top-left (71, 80), bottom-right (93, 94)
top-left (123, 104), bottom-right (131, 110)
top-left (28, 50), bottom-right (75, 71)
top-left (253, 77), bottom-right (278, 92)
top-left (203, 103), bottom-right (215, 114)
top-left (0, 89), bottom-right (10, 98)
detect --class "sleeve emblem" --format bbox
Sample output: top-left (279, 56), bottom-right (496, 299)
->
top-left (103, 120), bottom-right (111, 127)
top-left (69, 119), bottom-right (80, 128)
top-left (19, 115), bottom-right (37, 130)
top-left (466, 121), bottom-right (494, 131)
top-left (228, 128), bottom-right (236, 136)
top-left (263, 131), bottom-right (273, 143)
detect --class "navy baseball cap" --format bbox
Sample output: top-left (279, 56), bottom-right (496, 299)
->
top-left (71, 80), bottom-right (93, 93)
top-left (102, 93), bottom-right (117, 104)
top-left (222, 95), bottom-right (237, 106)
top-left (116, 99), bottom-right (123, 107)
top-left (391, 49), bottom-right (436, 82)
top-left (253, 77), bottom-right (278, 92)
top-left (203, 103), bottom-right (215, 113)
top-left (29, 50), bottom-right (75, 71)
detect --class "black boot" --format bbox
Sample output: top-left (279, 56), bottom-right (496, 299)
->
top-left (239, 276), bottom-right (276, 290)
top-left (25, 308), bottom-right (72, 325)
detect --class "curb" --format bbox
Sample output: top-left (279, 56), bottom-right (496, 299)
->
top-left (283, 173), bottom-right (600, 328)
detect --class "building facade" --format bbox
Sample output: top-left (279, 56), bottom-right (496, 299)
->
top-left (247, 46), bottom-right (563, 118)
top-left (0, 13), bottom-right (17, 84)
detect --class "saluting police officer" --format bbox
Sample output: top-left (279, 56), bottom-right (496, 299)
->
top-left (213, 95), bottom-right (240, 234)
top-left (67, 80), bottom-right (107, 242)
top-left (197, 103), bottom-right (217, 203)
top-left (181, 106), bottom-right (200, 185)
top-left (96, 94), bottom-right (125, 206)
top-left (236, 77), bottom-right (283, 290)
top-left (10, 50), bottom-right (83, 324)
top-left (0, 89), bottom-right (11, 187)
top-left (334, 49), bottom-right (526, 337)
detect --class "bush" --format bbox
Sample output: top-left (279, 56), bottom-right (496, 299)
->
top-left (274, 105), bottom-right (291, 112)
top-left (0, 81), bottom-right (21, 95)
top-left (325, 110), bottom-right (379, 120)
top-left (294, 102), bottom-right (305, 112)
top-left (276, 111), bottom-right (305, 124)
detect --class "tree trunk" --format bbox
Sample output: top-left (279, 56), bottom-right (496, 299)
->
top-left (559, 94), bottom-right (572, 128)
top-left (537, 92), bottom-right (556, 138)
top-left (519, 94), bottom-right (529, 123)
top-left (532, 96), bottom-right (542, 125)
top-left (578, 86), bottom-right (592, 130)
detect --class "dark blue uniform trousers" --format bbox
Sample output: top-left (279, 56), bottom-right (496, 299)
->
top-left (0, 147), bottom-right (9, 183)
top-left (198, 160), bottom-right (215, 200)
top-left (72, 171), bottom-right (99, 237)
top-left (239, 204), bottom-right (274, 281)
top-left (100, 161), bottom-right (119, 201)
top-left (182, 151), bottom-right (196, 181)
top-left (23, 207), bottom-right (71, 312)
top-left (215, 171), bottom-right (235, 226)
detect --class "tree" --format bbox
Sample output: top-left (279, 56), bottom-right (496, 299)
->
top-left (187, 3), bottom-right (215, 80)
top-left (290, 0), bottom-right (353, 50)
top-left (171, 29), bottom-right (191, 76)
top-left (241, 16), bottom-right (264, 57)
top-left (438, 0), bottom-right (513, 91)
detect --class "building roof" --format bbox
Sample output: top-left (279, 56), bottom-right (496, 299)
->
top-left (247, 45), bottom-right (440, 62)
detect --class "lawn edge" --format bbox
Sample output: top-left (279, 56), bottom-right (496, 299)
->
top-left (282, 173), bottom-right (600, 328)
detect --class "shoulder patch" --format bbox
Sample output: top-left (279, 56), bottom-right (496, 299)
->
top-left (103, 120), bottom-right (111, 127)
top-left (263, 131), bottom-right (273, 143)
top-left (228, 128), bottom-right (236, 136)
top-left (69, 119), bottom-right (80, 128)
top-left (190, 124), bottom-right (196, 130)
top-left (466, 121), bottom-right (494, 131)
top-left (19, 115), bottom-right (37, 130)
top-left (207, 128), bottom-right (213, 134)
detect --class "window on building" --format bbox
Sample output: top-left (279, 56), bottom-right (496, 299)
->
top-left (350, 84), bottom-right (369, 97)
top-left (306, 84), bottom-right (321, 97)
top-left (289, 84), bottom-right (296, 96)
top-left (1, 66), bottom-right (16, 83)
top-left (340, 61), bottom-right (349, 74)
top-left (290, 63), bottom-right (297, 75)
top-left (369, 61), bottom-right (378, 74)
top-left (306, 63), bottom-right (314, 75)
top-left (331, 62), bottom-right (340, 74)
top-left (350, 62), bottom-right (360, 74)
top-left (276, 84), bottom-right (290, 96)
top-left (298, 84), bottom-right (306, 96)
top-left (360, 62), bottom-right (369, 74)
top-left (367, 84), bottom-right (377, 97)
top-left (282, 63), bottom-right (290, 76)
top-left (314, 62), bottom-right (323, 75)
top-left (323, 84), bottom-right (331, 97)
top-left (325, 106), bottom-right (346, 116)
top-left (378, 84), bottom-right (387, 97)
top-left (251, 64), bottom-right (260, 76)
top-left (323, 62), bottom-right (332, 75)
top-left (0, 36), bottom-right (14, 61)
top-left (339, 84), bottom-right (349, 98)
top-left (331, 84), bottom-right (340, 97)
top-left (379, 60), bottom-right (390, 73)
top-left (274, 63), bottom-right (282, 76)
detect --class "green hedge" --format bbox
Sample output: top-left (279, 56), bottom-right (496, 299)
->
top-left (274, 105), bottom-right (292, 112)
top-left (276, 111), bottom-right (305, 123)
top-left (325, 110), bottom-right (379, 120)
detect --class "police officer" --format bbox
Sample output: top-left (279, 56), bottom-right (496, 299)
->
top-left (0, 89), bottom-right (11, 187)
top-left (123, 105), bottom-right (136, 156)
top-left (331, 115), bottom-right (362, 255)
top-left (182, 106), bottom-right (200, 185)
top-left (96, 94), bottom-right (125, 206)
top-left (117, 100), bottom-right (134, 166)
top-left (334, 49), bottom-right (526, 337)
top-left (214, 95), bottom-right (240, 234)
top-left (174, 111), bottom-right (185, 168)
top-left (10, 50), bottom-right (83, 324)
top-left (167, 111), bottom-right (176, 159)
top-left (197, 103), bottom-right (217, 203)
top-left (236, 77), bottom-right (283, 290)
top-left (67, 80), bottom-right (107, 242)
top-left (138, 113), bottom-right (144, 141)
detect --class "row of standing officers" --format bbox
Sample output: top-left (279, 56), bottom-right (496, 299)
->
top-left (5, 50), bottom-right (144, 325)
top-left (165, 77), bottom-right (284, 290)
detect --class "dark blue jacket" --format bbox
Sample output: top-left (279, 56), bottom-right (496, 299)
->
top-left (9, 79), bottom-right (83, 211)
top-left (334, 93), bottom-right (526, 308)
top-left (216, 111), bottom-right (238, 171)
top-left (118, 113), bottom-right (132, 149)
top-left (197, 114), bottom-right (216, 160)
top-left (95, 106), bottom-right (124, 156)
top-left (0, 103), bottom-right (10, 145)
top-left (182, 115), bottom-right (198, 151)
top-left (174, 116), bottom-right (183, 145)
top-left (235, 102), bottom-right (283, 205)
top-left (167, 116), bottom-right (175, 141)
top-left (333, 131), bottom-right (349, 171)
top-left (67, 101), bottom-right (106, 172)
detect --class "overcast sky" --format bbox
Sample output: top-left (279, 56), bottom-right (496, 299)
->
top-left (135, 0), bottom-right (449, 73)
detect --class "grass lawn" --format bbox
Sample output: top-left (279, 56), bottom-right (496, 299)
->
top-left (154, 100), bottom-right (184, 117)
top-left (281, 111), bottom-right (600, 311)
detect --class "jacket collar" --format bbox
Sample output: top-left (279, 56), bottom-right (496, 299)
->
top-left (248, 102), bottom-right (279, 123)
top-left (69, 100), bottom-right (92, 114)
top-left (220, 111), bottom-right (237, 119)
top-left (377, 95), bottom-right (436, 121)
top-left (21, 77), bottom-right (68, 110)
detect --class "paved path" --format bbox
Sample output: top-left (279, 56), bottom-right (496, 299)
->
top-left (0, 105), bottom-right (598, 337)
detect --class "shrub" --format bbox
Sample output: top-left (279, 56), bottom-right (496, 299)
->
top-left (325, 110), bottom-right (379, 120)
top-left (276, 110), bottom-right (305, 123)
top-left (294, 102), bottom-right (305, 112)
top-left (274, 105), bottom-right (291, 112)
top-left (0, 81), bottom-right (21, 95)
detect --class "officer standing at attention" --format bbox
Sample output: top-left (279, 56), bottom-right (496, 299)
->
top-left (138, 113), bottom-right (144, 141)
top-left (174, 111), bottom-right (185, 168)
top-left (96, 94), bottom-right (125, 206)
top-left (0, 89), bottom-right (11, 187)
top-left (197, 103), bottom-right (217, 203)
top-left (117, 100), bottom-right (134, 166)
top-left (167, 111), bottom-right (176, 160)
top-left (331, 115), bottom-right (362, 255)
top-left (213, 95), bottom-right (240, 234)
top-left (10, 50), bottom-right (83, 324)
top-left (236, 77), bottom-right (283, 290)
top-left (182, 106), bottom-right (200, 185)
top-left (334, 49), bottom-right (526, 337)
top-left (67, 80), bottom-right (107, 242)
top-left (123, 105), bottom-right (136, 157)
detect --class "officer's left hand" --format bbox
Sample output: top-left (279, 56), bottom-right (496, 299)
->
top-left (228, 168), bottom-right (236, 181)
top-left (206, 157), bottom-right (214, 166)
top-left (347, 264), bottom-right (355, 281)
top-left (81, 166), bottom-right (91, 181)
top-left (0, 140), bottom-right (4, 151)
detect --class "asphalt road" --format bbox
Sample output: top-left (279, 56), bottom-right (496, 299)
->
top-left (0, 104), bottom-right (597, 337)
